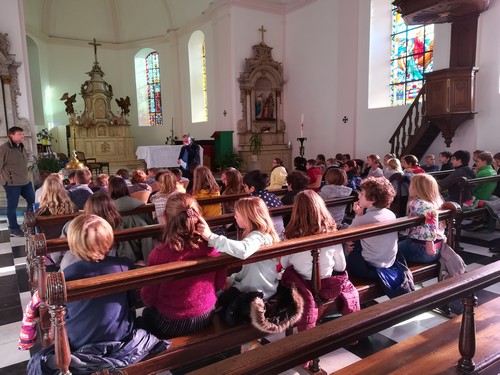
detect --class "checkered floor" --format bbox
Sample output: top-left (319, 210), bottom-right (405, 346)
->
top-left (0, 214), bottom-right (499, 374)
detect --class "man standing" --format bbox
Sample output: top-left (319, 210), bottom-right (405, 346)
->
top-left (0, 127), bottom-right (35, 237)
top-left (177, 134), bottom-right (200, 179)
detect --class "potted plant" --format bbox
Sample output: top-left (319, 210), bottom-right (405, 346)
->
top-left (34, 155), bottom-right (65, 173)
top-left (36, 128), bottom-right (57, 145)
top-left (249, 131), bottom-right (263, 171)
top-left (217, 151), bottom-right (245, 171)
top-left (249, 131), bottom-right (263, 156)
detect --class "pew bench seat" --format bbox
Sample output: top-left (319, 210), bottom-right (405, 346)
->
top-left (107, 263), bottom-right (439, 375)
top-left (108, 315), bottom-right (262, 375)
top-left (334, 295), bottom-right (500, 375)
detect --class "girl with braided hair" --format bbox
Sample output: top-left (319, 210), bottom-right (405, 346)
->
top-left (141, 193), bottom-right (226, 338)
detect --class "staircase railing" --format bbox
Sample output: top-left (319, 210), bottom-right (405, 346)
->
top-left (389, 84), bottom-right (426, 157)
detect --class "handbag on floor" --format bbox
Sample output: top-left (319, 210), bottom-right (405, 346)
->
top-left (376, 256), bottom-right (415, 299)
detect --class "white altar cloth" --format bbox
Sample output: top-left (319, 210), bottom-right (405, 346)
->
top-left (136, 145), bottom-right (203, 168)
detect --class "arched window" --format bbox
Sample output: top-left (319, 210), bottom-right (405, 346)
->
top-left (390, 7), bottom-right (434, 106)
top-left (188, 30), bottom-right (208, 123)
top-left (134, 49), bottom-right (163, 126)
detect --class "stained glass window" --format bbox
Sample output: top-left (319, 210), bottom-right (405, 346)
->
top-left (202, 40), bottom-right (208, 120)
top-left (146, 52), bottom-right (162, 126)
top-left (390, 7), bottom-right (434, 106)
top-left (189, 30), bottom-right (208, 123)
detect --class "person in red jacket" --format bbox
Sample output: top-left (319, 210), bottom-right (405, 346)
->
top-left (305, 159), bottom-right (323, 191)
top-left (401, 154), bottom-right (425, 174)
top-left (141, 193), bottom-right (225, 338)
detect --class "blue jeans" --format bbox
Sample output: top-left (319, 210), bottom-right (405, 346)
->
top-left (3, 182), bottom-right (35, 230)
top-left (398, 238), bottom-right (441, 264)
top-left (347, 241), bottom-right (379, 280)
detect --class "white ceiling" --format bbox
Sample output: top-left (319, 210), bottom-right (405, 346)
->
top-left (23, 0), bottom-right (302, 44)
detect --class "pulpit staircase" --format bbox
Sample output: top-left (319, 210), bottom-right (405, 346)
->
top-left (389, 84), bottom-right (440, 159)
top-left (390, 0), bottom-right (489, 159)
top-left (389, 67), bottom-right (478, 159)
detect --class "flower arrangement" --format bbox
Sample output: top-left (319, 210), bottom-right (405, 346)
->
top-left (260, 125), bottom-right (271, 133)
top-left (36, 129), bottom-right (57, 144)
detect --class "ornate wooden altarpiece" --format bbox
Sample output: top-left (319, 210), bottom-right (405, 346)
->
top-left (237, 26), bottom-right (291, 173)
top-left (67, 39), bottom-right (135, 165)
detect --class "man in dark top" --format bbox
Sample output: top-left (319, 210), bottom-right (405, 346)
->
top-left (177, 134), bottom-right (200, 179)
top-left (438, 150), bottom-right (475, 203)
top-left (439, 151), bottom-right (453, 171)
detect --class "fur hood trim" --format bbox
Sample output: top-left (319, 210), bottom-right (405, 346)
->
top-left (250, 285), bottom-right (304, 334)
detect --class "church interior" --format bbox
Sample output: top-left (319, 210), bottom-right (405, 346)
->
top-left (2, 0), bottom-right (500, 373)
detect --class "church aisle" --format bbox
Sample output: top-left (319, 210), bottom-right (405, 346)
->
top-left (0, 219), bottom-right (499, 374)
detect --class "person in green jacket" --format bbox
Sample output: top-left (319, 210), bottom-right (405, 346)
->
top-left (465, 152), bottom-right (498, 231)
top-left (474, 152), bottom-right (497, 201)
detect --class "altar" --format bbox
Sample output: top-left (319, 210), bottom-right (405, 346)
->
top-left (136, 145), bottom-right (204, 168)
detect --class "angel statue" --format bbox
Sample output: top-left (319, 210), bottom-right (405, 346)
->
top-left (60, 93), bottom-right (77, 115)
top-left (116, 96), bottom-right (131, 116)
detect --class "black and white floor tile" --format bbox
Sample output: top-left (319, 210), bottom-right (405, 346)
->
top-left (0, 213), bottom-right (498, 375)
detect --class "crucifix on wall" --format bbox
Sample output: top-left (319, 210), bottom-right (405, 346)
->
top-left (259, 25), bottom-right (267, 44)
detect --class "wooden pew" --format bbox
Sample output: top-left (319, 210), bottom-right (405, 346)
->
top-left (23, 189), bottom-right (289, 236)
top-left (28, 196), bottom-right (358, 347)
top-left (189, 261), bottom-right (500, 375)
top-left (41, 208), bottom-right (461, 375)
top-left (453, 174), bottom-right (500, 250)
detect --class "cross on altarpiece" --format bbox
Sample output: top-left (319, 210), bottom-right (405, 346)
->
top-left (88, 38), bottom-right (101, 63)
top-left (259, 25), bottom-right (267, 44)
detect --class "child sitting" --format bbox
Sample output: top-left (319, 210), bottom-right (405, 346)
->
top-left (305, 159), bottom-right (323, 191)
top-left (196, 197), bottom-right (280, 324)
top-left (281, 190), bottom-right (359, 332)
top-left (346, 177), bottom-right (398, 280)
top-left (141, 193), bottom-right (225, 338)
top-left (319, 168), bottom-right (353, 227)
top-left (243, 170), bottom-right (284, 236)
top-left (27, 214), bottom-right (167, 373)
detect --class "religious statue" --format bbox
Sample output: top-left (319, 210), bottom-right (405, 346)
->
top-left (115, 96), bottom-right (131, 116)
top-left (262, 93), bottom-right (274, 119)
top-left (255, 93), bottom-right (263, 118)
top-left (60, 92), bottom-right (77, 115)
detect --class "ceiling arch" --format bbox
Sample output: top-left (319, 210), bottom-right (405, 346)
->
top-left (23, 0), bottom-right (302, 44)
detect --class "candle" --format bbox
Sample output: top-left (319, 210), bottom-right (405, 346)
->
top-left (300, 114), bottom-right (304, 137)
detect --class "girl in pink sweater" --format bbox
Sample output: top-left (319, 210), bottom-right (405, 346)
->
top-left (141, 193), bottom-right (226, 338)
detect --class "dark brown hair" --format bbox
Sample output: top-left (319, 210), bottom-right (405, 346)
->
top-left (108, 176), bottom-right (129, 199)
top-left (324, 168), bottom-right (347, 186)
top-left (84, 192), bottom-right (122, 230)
top-left (360, 176), bottom-right (395, 209)
top-left (222, 167), bottom-right (244, 195)
top-left (162, 193), bottom-right (203, 251)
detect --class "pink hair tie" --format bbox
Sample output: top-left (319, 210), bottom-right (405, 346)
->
top-left (186, 208), bottom-right (195, 218)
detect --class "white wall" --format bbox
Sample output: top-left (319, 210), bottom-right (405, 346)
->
top-left (284, 0), bottom-right (340, 160)
top-left (18, 0), bottom-right (500, 162)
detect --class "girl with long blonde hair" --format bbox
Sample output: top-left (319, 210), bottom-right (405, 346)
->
top-left (399, 173), bottom-right (445, 263)
top-left (197, 196), bottom-right (280, 324)
top-left (141, 193), bottom-right (225, 338)
top-left (192, 166), bottom-right (222, 218)
top-left (150, 170), bottom-right (178, 225)
top-left (37, 174), bottom-right (78, 216)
